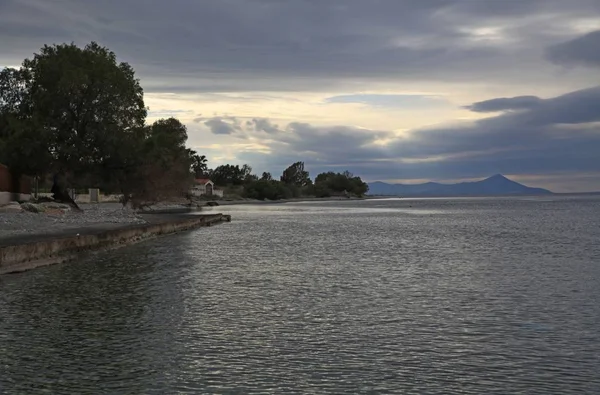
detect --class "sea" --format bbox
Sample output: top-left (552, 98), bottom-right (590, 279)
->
top-left (0, 196), bottom-right (599, 394)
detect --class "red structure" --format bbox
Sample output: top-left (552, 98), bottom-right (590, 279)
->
top-left (0, 164), bottom-right (32, 194)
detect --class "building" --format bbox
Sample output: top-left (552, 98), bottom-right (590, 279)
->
top-left (191, 178), bottom-right (224, 198)
top-left (0, 164), bottom-right (32, 204)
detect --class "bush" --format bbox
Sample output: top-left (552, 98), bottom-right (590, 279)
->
top-left (243, 180), bottom-right (293, 200)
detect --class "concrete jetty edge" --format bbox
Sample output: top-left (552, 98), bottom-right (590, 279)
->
top-left (0, 213), bottom-right (231, 275)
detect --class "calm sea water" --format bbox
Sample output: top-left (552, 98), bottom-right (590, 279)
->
top-left (1, 196), bottom-right (599, 394)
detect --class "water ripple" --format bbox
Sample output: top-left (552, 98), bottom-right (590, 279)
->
top-left (1, 196), bottom-right (599, 394)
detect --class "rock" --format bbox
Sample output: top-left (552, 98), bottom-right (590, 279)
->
top-left (40, 202), bottom-right (71, 211)
top-left (20, 202), bottom-right (46, 213)
top-left (0, 202), bottom-right (24, 213)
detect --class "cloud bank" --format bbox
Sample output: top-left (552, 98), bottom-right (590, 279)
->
top-left (1, 0), bottom-right (599, 191)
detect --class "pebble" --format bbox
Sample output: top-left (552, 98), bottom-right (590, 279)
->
top-left (0, 203), bottom-right (147, 238)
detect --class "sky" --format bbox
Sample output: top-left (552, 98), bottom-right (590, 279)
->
top-left (1, 0), bottom-right (599, 192)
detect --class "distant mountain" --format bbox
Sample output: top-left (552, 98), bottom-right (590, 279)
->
top-left (368, 174), bottom-right (552, 196)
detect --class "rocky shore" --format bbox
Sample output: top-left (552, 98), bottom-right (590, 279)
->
top-left (0, 202), bottom-right (146, 238)
top-left (0, 195), bottom-right (363, 239)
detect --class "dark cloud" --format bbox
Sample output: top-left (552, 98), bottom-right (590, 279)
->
top-left (248, 118), bottom-right (282, 134)
top-left (465, 87), bottom-right (600, 125)
top-left (204, 117), bottom-right (241, 135)
top-left (465, 96), bottom-right (543, 112)
top-left (1, 0), bottom-right (599, 92)
top-left (546, 30), bottom-right (600, 68)
top-left (2, 0), bottom-right (599, 190)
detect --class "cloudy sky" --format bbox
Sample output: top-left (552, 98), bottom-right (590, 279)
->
top-left (1, 0), bottom-right (599, 191)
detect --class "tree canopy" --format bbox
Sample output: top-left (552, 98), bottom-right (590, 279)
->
top-left (281, 161), bottom-right (311, 187)
top-left (0, 42), bottom-right (203, 208)
top-left (314, 171), bottom-right (369, 197)
top-left (209, 164), bottom-right (255, 186)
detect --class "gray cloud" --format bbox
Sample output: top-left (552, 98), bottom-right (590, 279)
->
top-left (204, 117), bottom-right (241, 135)
top-left (465, 96), bottom-right (543, 112)
top-left (1, 0), bottom-right (599, 92)
top-left (247, 118), bottom-right (282, 134)
top-left (231, 86), bottom-right (600, 188)
top-left (3, 0), bottom-right (600, 190)
top-left (546, 30), bottom-right (600, 68)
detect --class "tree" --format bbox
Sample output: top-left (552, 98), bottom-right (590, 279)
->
top-left (210, 164), bottom-right (242, 186)
top-left (0, 68), bottom-right (51, 196)
top-left (314, 171), bottom-right (369, 197)
top-left (241, 164), bottom-right (258, 183)
top-left (0, 42), bottom-right (201, 209)
top-left (145, 118), bottom-right (188, 164)
top-left (281, 161), bottom-right (311, 187)
top-left (189, 151), bottom-right (208, 177)
top-left (261, 172), bottom-right (273, 181)
top-left (243, 179), bottom-right (292, 200)
top-left (125, 118), bottom-right (194, 207)
top-left (210, 163), bottom-right (256, 186)
top-left (21, 42), bottom-right (147, 188)
top-left (0, 67), bottom-right (29, 114)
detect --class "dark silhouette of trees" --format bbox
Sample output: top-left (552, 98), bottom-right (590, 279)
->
top-left (281, 161), bottom-right (312, 187)
top-left (0, 42), bottom-right (204, 208)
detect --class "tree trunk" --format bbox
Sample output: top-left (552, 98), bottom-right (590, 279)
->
top-left (51, 172), bottom-right (82, 211)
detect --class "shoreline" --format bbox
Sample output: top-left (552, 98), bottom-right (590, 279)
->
top-left (135, 196), bottom-right (368, 213)
top-left (0, 213), bottom-right (231, 275)
top-left (214, 196), bottom-right (367, 206)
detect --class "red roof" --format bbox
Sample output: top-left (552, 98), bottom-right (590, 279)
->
top-left (195, 178), bottom-right (212, 185)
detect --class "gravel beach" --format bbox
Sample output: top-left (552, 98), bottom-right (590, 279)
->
top-left (0, 203), bottom-right (147, 238)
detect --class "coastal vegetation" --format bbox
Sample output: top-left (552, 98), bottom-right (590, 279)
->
top-left (0, 42), bottom-right (198, 207)
top-left (208, 161), bottom-right (369, 201)
top-left (0, 42), bottom-right (368, 206)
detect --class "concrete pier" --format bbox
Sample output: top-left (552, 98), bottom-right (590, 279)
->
top-left (0, 213), bottom-right (231, 274)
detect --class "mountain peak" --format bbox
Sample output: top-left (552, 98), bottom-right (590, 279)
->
top-left (368, 174), bottom-right (552, 196)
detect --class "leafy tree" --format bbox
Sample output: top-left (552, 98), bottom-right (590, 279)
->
top-left (189, 151), bottom-right (208, 177)
top-left (124, 118), bottom-right (193, 206)
top-left (0, 67), bottom-right (29, 114)
top-left (243, 179), bottom-right (293, 200)
top-left (314, 171), bottom-right (369, 197)
top-left (145, 118), bottom-right (188, 164)
top-left (242, 164), bottom-right (258, 183)
top-left (281, 161), bottom-right (311, 187)
top-left (22, 42), bottom-right (147, 186)
top-left (261, 172), bottom-right (273, 181)
top-left (0, 42), bottom-right (204, 208)
top-left (210, 163), bottom-right (256, 186)
top-left (0, 68), bottom-right (50, 180)
top-left (210, 164), bottom-right (243, 186)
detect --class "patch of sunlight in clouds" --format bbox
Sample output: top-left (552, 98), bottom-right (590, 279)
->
top-left (146, 89), bottom-right (470, 132)
top-left (567, 18), bottom-right (600, 34)
top-left (193, 142), bottom-right (272, 164)
top-left (460, 26), bottom-right (514, 44)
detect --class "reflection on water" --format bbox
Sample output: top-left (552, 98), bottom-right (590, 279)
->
top-left (1, 197), bottom-right (599, 394)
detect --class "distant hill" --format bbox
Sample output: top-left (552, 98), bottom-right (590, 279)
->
top-left (368, 174), bottom-right (553, 196)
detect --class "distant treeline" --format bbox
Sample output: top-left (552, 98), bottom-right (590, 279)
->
top-left (206, 162), bottom-right (369, 200)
